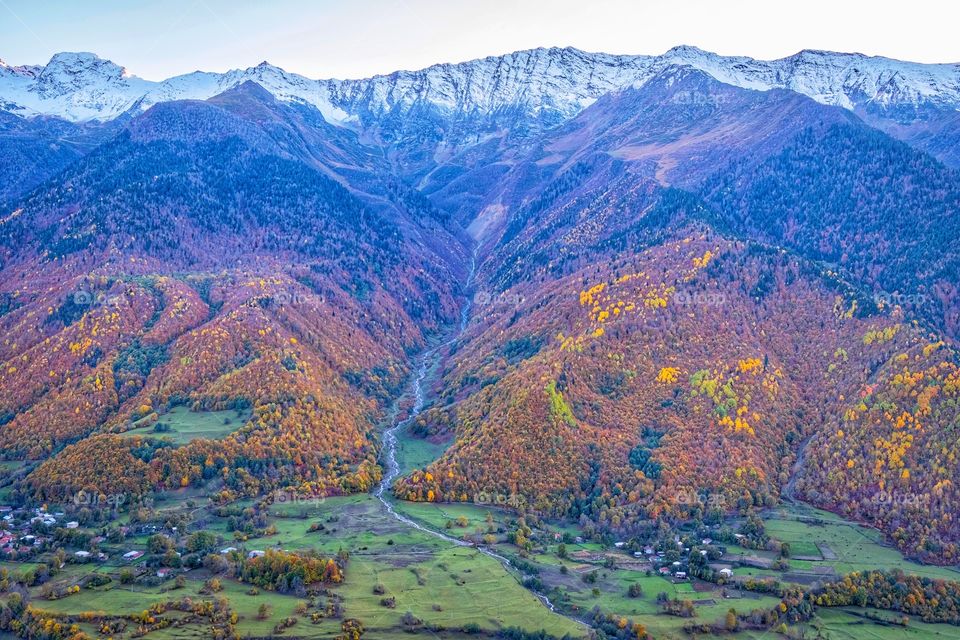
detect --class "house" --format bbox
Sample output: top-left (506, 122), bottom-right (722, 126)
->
top-left (614, 541), bottom-right (626, 548)
top-left (658, 567), bottom-right (672, 575)
top-left (719, 568), bottom-right (734, 578)
top-left (123, 550), bottom-right (144, 560)
top-left (674, 571), bottom-right (687, 579)
top-left (65, 521), bottom-right (79, 529)
top-left (248, 550), bottom-right (265, 558)
top-left (643, 546), bottom-right (655, 555)
top-left (633, 551), bottom-right (644, 558)
top-left (74, 550), bottom-right (91, 559)
top-left (156, 568), bottom-right (173, 578)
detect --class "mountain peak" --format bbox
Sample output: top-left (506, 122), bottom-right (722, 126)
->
top-left (36, 51), bottom-right (132, 93)
top-left (665, 44), bottom-right (710, 57)
top-left (793, 48), bottom-right (866, 59)
top-left (207, 80), bottom-right (280, 114)
top-left (43, 51), bottom-right (128, 77)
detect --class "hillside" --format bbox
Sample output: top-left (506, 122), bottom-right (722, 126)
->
top-left (396, 218), bottom-right (960, 562)
top-left (1, 46), bottom-right (959, 569)
top-left (0, 84), bottom-right (466, 504)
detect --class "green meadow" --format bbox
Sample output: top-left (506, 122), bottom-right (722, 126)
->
top-left (119, 406), bottom-right (250, 445)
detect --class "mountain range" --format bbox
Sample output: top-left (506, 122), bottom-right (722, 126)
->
top-left (2, 45), bottom-right (960, 566)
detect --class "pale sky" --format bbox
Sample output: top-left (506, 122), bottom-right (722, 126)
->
top-left (1, 0), bottom-right (958, 80)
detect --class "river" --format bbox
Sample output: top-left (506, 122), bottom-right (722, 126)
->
top-left (372, 247), bottom-right (587, 626)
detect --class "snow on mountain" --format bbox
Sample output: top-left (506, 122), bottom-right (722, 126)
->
top-left (0, 53), bottom-right (349, 123)
top-left (322, 47), bottom-right (651, 120)
top-left (1, 47), bottom-right (958, 124)
top-left (1, 52), bottom-right (153, 121)
top-left (657, 45), bottom-right (960, 110)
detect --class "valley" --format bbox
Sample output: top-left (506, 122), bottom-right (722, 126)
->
top-left (1, 41), bottom-right (960, 640)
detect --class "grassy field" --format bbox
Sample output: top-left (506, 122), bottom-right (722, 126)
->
top-left (17, 491), bottom-right (960, 640)
top-left (119, 406), bottom-right (250, 445)
top-left (788, 607), bottom-right (960, 640)
top-left (765, 503), bottom-right (960, 582)
top-left (39, 491), bottom-right (584, 638)
top-left (265, 494), bottom-right (585, 637)
top-left (395, 429), bottom-right (452, 475)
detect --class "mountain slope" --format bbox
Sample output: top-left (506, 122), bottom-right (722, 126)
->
top-left (2, 45), bottom-right (960, 568)
top-left (704, 123), bottom-right (960, 338)
top-left (0, 84), bottom-right (464, 503)
top-left (385, 74), bottom-right (960, 563)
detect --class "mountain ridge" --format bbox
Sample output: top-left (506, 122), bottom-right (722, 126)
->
top-left (3, 45), bottom-right (959, 125)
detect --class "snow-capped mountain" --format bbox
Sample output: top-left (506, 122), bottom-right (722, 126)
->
top-left (2, 46), bottom-right (958, 125)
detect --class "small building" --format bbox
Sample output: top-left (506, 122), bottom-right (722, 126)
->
top-left (658, 567), bottom-right (672, 575)
top-left (156, 568), bottom-right (173, 578)
top-left (220, 546), bottom-right (237, 554)
top-left (674, 571), bottom-right (687, 579)
top-left (719, 568), bottom-right (734, 578)
top-left (614, 541), bottom-right (626, 548)
top-left (65, 521), bottom-right (79, 529)
top-left (643, 546), bottom-right (655, 555)
top-left (123, 550), bottom-right (144, 560)
top-left (701, 538), bottom-right (712, 545)
top-left (74, 550), bottom-right (91, 559)
top-left (248, 550), bottom-right (265, 558)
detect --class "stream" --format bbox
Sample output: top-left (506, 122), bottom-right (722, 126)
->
top-left (373, 247), bottom-right (587, 626)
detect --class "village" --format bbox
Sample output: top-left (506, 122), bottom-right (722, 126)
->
top-left (560, 530), bottom-right (737, 585)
